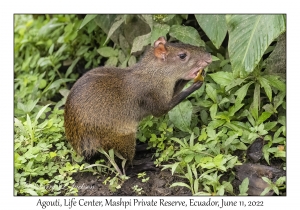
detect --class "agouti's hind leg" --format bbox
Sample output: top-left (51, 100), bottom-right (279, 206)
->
top-left (112, 133), bottom-right (136, 175)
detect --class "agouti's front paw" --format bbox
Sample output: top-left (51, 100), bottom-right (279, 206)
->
top-left (191, 80), bottom-right (203, 90)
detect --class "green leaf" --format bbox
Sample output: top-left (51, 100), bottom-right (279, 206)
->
top-left (104, 15), bottom-right (125, 45)
top-left (224, 134), bottom-right (238, 147)
top-left (168, 100), bottom-right (192, 133)
top-left (234, 81), bottom-right (254, 104)
top-left (278, 116), bottom-right (286, 126)
top-left (206, 84), bottom-right (218, 103)
top-left (97, 47), bottom-right (118, 57)
top-left (37, 57), bottom-right (51, 67)
top-left (208, 119), bottom-right (226, 129)
top-left (223, 181), bottom-right (234, 194)
top-left (76, 46), bottom-right (90, 56)
top-left (17, 99), bottom-right (39, 113)
top-left (213, 154), bottom-right (224, 166)
top-left (209, 104), bottom-right (218, 119)
top-left (260, 186), bottom-right (272, 196)
top-left (184, 154), bottom-right (194, 163)
top-left (66, 57), bottom-right (81, 78)
top-left (151, 23), bottom-right (170, 45)
top-left (275, 176), bottom-right (286, 185)
top-left (79, 15), bottom-right (97, 30)
top-left (26, 114), bottom-right (32, 134)
top-left (273, 91), bottom-right (285, 110)
top-left (194, 178), bottom-right (199, 194)
top-left (225, 78), bottom-right (246, 92)
top-left (235, 142), bottom-right (248, 150)
top-left (209, 72), bottom-right (234, 86)
top-left (169, 25), bottom-right (205, 47)
top-left (263, 75), bottom-right (286, 92)
top-left (14, 118), bottom-right (25, 134)
top-left (264, 121), bottom-right (277, 131)
top-left (249, 83), bottom-right (260, 121)
top-left (261, 177), bottom-right (272, 185)
top-left (227, 15), bottom-right (286, 73)
top-left (257, 112), bottom-right (272, 125)
top-left (38, 20), bottom-right (64, 38)
top-left (141, 15), bottom-right (153, 30)
top-left (195, 15), bottom-right (227, 49)
top-left (258, 76), bottom-right (273, 102)
top-left (263, 145), bottom-right (270, 164)
top-left (43, 78), bottom-right (74, 94)
top-left (239, 177), bottom-right (249, 195)
top-left (105, 57), bottom-right (118, 67)
top-left (206, 127), bottom-right (216, 139)
top-left (262, 104), bottom-right (275, 114)
top-left (23, 188), bottom-right (38, 196)
top-left (131, 33), bottom-right (151, 54)
top-left (228, 103), bottom-right (244, 117)
top-left (128, 55), bottom-right (136, 67)
top-left (186, 164), bottom-right (193, 183)
top-left (34, 104), bottom-right (50, 124)
top-left (171, 162), bottom-right (180, 175)
top-left (48, 44), bottom-right (54, 55)
top-left (54, 44), bottom-right (68, 58)
top-left (170, 182), bottom-right (192, 191)
top-left (200, 110), bottom-right (208, 124)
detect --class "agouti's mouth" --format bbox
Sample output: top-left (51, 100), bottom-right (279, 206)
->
top-left (189, 68), bottom-right (205, 80)
top-left (193, 69), bottom-right (201, 77)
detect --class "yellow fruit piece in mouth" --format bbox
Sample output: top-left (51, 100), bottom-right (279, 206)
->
top-left (193, 69), bottom-right (204, 82)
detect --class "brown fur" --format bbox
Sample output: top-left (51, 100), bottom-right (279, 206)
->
top-left (64, 37), bottom-right (212, 164)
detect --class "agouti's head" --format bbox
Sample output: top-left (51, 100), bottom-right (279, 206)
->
top-left (142, 36), bottom-right (212, 82)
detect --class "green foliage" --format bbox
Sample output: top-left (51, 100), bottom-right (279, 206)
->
top-left (239, 178), bottom-right (249, 196)
top-left (227, 15), bottom-right (286, 75)
top-left (14, 14), bottom-right (105, 195)
top-left (137, 172), bottom-right (150, 183)
top-left (132, 185), bottom-right (144, 195)
top-left (14, 104), bottom-right (83, 195)
top-left (14, 14), bottom-right (286, 196)
top-left (195, 15), bottom-right (227, 49)
top-left (260, 176), bottom-right (286, 195)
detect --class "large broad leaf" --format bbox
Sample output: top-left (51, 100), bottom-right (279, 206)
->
top-left (131, 33), bottom-right (151, 54)
top-left (94, 14), bottom-right (118, 44)
top-left (103, 15), bottom-right (126, 45)
top-left (169, 25), bottom-right (205, 47)
top-left (227, 15), bottom-right (286, 73)
top-left (209, 71), bottom-right (234, 86)
top-left (168, 100), bottom-right (193, 133)
top-left (195, 15), bottom-right (227, 49)
top-left (151, 23), bottom-right (170, 46)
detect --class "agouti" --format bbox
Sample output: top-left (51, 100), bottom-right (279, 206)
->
top-left (64, 37), bottom-right (212, 166)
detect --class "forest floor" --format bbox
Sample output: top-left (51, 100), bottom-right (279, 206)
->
top-left (72, 139), bottom-right (285, 196)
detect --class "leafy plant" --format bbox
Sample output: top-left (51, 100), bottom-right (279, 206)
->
top-left (132, 185), bottom-right (144, 195)
top-left (14, 104), bottom-right (83, 195)
top-left (239, 178), bottom-right (249, 196)
top-left (14, 14), bottom-right (105, 195)
top-left (260, 176), bottom-right (286, 195)
top-left (137, 172), bottom-right (150, 183)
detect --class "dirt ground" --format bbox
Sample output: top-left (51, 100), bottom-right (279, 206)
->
top-left (72, 139), bottom-right (286, 196)
top-left (73, 170), bottom-right (192, 196)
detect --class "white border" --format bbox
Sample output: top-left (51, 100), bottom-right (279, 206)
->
top-left (4, 0), bottom-right (299, 209)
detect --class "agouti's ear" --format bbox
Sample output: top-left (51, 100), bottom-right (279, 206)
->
top-left (154, 37), bottom-right (168, 61)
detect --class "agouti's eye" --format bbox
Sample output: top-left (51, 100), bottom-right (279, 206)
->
top-left (178, 53), bottom-right (187, 60)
